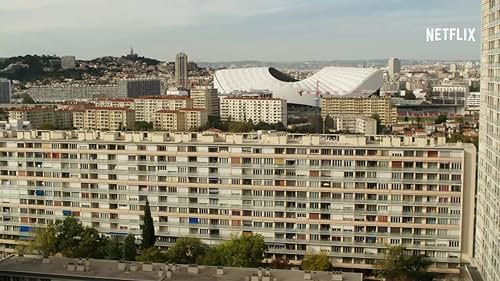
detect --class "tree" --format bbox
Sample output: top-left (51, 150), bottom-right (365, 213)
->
top-left (270, 256), bottom-right (291, 269)
top-left (300, 252), bottom-right (331, 271)
top-left (403, 90), bottom-right (416, 100)
top-left (21, 95), bottom-right (35, 104)
top-left (38, 123), bottom-right (56, 130)
top-left (122, 234), bottom-right (137, 261)
top-left (29, 225), bottom-right (57, 256)
top-left (435, 114), bottom-right (448, 124)
top-left (374, 246), bottom-right (434, 281)
top-left (166, 237), bottom-right (208, 264)
top-left (135, 121), bottom-right (153, 131)
top-left (141, 198), bottom-right (155, 249)
top-left (137, 247), bottom-right (168, 263)
top-left (55, 217), bottom-right (85, 257)
top-left (205, 234), bottom-right (266, 267)
top-left (74, 227), bottom-right (108, 259)
top-left (105, 236), bottom-right (122, 260)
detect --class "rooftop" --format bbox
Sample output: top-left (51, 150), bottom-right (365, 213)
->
top-left (0, 256), bottom-right (363, 281)
top-left (136, 95), bottom-right (191, 100)
top-left (0, 130), bottom-right (473, 150)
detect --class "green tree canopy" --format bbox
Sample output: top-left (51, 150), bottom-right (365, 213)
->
top-left (374, 246), bottom-right (434, 281)
top-left (105, 236), bottom-right (122, 260)
top-left (74, 227), bottom-right (108, 259)
top-left (21, 95), bottom-right (36, 104)
top-left (55, 217), bottom-right (85, 257)
top-left (135, 121), bottom-right (153, 131)
top-left (204, 234), bottom-right (266, 267)
top-left (435, 114), bottom-right (448, 124)
top-left (300, 252), bottom-right (331, 271)
top-left (29, 224), bottom-right (58, 256)
top-left (122, 234), bottom-right (137, 261)
top-left (166, 237), bottom-right (207, 264)
top-left (137, 247), bottom-right (168, 263)
top-left (141, 198), bottom-right (155, 249)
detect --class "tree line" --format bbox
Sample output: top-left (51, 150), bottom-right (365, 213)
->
top-left (23, 199), bottom-right (433, 279)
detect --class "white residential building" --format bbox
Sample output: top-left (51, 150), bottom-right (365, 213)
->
top-left (220, 97), bottom-right (287, 126)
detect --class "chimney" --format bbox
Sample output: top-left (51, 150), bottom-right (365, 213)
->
top-left (76, 264), bottom-right (85, 272)
top-left (142, 262), bottom-right (153, 271)
top-left (130, 263), bottom-right (138, 272)
top-left (118, 261), bottom-right (127, 271)
top-left (84, 259), bottom-right (90, 271)
top-left (265, 268), bottom-right (271, 276)
top-left (331, 272), bottom-right (343, 281)
top-left (187, 264), bottom-right (199, 274)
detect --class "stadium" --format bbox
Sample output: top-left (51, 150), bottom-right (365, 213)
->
top-left (213, 66), bottom-right (384, 107)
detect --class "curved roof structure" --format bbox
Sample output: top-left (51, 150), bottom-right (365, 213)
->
top-left (214, 66), bottom-right (383, 107)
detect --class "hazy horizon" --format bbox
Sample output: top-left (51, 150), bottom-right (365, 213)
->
top-left (0, 0), bottom-right (480, 61)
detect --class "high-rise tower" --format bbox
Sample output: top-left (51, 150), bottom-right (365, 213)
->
top-left (475, 1), bottom-right (500, 280)
top-left (387, 58), bottom-right (400, 76)
top-left (175, 52), bottom-right (188, 89)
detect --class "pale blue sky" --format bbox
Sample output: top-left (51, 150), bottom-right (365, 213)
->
top-left (0, 0), bottom-right (480, 61)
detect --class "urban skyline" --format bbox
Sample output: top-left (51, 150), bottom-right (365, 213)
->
top-left (0, 1), bottom-right (491, 281)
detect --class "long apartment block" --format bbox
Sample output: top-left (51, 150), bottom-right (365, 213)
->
top-left (0, 130), bottom-right (476, 275)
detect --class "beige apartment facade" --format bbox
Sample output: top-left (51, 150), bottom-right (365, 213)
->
top-left (0, 130), bottom-right (476, 277)
top-left (73, 107), bottom-right (135, 131)
top-left (191, 87), bottom-right (219, 116)
top-left (153, 110), bottom-right (186, 132)
top-left (153, 109), bottom-right (207, 132)
top-left (8, 107), bottom-right (73, 129)
top-left (133, 96), bottom-right (193, 122)
top-left (321, 96), bottom-right (397, 126)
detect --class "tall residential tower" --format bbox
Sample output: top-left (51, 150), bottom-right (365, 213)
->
top-left (387, 58), bottom-right (401, 76)
top-left (475, 1), bottom-right (500, 280)
top-left (175, 52), bottom-right (188, 89)
top-left (0, 78), bottom-right (11, 104)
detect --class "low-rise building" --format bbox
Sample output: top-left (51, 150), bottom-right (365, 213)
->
top-left (220, 97), bottom-right (287, 125)
top-left (153, 110), bottom-right (185, 132)
top-left (8, 107), bottom-right (73, 129)
top-left (180, 108), bottom-right (208, 130)
top-left (27, 84), bottom-right (119, 102)
top-left (153, 108), bottom-right (207, 132)
top-left (330, 116), bottom-right (377, 135)
top-left (117, 78), bottom-right (162, 98)
top-left (73, 107), bottom-right (135, 131)
top-left (60, 56), bottom-right (76, 70)
top-left (430, 85), bottom-right (469, 106)
top-left (0, 256), bottom-right (363, 281)
top-left (321, 96), bottom-right (397, 126)
top-left (93, 98), bottom-right (135, 108)
top-left (134, 96), bottom-right (193, 122)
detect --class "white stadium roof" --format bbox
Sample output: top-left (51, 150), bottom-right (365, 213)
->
top-left (214, 66), bottom-right (384, 107)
